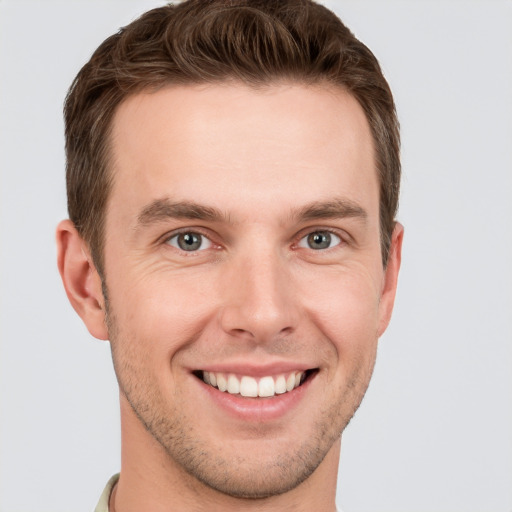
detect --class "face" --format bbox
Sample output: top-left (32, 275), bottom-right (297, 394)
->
top-left (102, 83), bottom-right (400, 498)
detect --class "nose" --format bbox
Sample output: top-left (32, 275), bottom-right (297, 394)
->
top-left (218, 250), bottom-right (300, 343)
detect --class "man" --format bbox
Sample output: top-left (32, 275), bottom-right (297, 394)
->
top-left (56, 0), bottom-right (403, 510)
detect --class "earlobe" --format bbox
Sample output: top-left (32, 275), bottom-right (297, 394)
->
top-left (377, 222), bottom-right (404, 337)
top-left (56, 219), bottom-right (109, 340)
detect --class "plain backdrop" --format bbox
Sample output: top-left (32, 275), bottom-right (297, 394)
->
top-left (0, 1), bottom-right (511, 511)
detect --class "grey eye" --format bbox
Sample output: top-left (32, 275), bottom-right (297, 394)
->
top-left (298, 231), bottom-right (341, 250)
top-left (167, 232), bottom-right (212, 252)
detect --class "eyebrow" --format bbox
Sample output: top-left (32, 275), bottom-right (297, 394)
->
top-left (135, 196), bottom-right (367, 229)
top-left (292, 198), bottom-right (368, 223)
top-left (136, 198), bottom-right (227, 227)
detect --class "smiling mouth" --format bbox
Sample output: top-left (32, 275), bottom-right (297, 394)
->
top-left (193, 369), bottom-right (317, 398)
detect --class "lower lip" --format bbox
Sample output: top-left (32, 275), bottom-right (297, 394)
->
top-left (196, 374), bottom-right (315, 422)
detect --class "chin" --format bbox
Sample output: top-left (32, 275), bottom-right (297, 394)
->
top-left (170, 436), bottom-right (332, 499)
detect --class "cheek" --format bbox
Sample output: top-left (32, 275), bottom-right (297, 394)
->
top-left (107, 267), bottom-right (219, 353)
top-left (300, 266), bottom-right (382, 354)
top-left (106, 270), bottom-right (222, 405)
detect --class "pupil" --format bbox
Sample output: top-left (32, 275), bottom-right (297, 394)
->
top-left (308, 232), bottom-right (330, 250)
top-left (179, 233), bottom-right (201, 251)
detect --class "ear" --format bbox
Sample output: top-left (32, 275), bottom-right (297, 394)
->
top-left (377, 222), bottom-right (404, 337)
top-left (56, 219), bottom-right (109, 340)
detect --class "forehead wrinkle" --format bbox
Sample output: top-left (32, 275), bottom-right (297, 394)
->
top-left (290, 198), bottom-right (368, 224)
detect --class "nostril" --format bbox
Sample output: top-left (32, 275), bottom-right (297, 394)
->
top-left (218, 291), bottom-right (300, 343)
top-left (231, 328), bottom-right (255, 338)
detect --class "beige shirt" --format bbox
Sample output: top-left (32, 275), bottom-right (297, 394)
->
top-left (94, 474), bottom-right (119, 512)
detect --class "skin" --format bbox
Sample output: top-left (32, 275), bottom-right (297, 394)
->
top-left (57, 83), bottom-right (403, 511)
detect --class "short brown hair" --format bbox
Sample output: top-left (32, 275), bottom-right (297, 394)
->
top-left (65, 0), bottom-right (400, 274)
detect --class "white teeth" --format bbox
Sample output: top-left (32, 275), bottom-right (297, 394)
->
top-left (217, 374), bottom-right (227, 392)
top-left (202, 370), bottom-right (308, 398)
top-left (258, 376), bottom-right (275, 397)
top-left (275, 375), bottom-right (286, 394)
top-left (286, 373), bottom-right (295, 392)
top-left (240, 376), bottom-right (258, 397)
top-left (227, 374), bottom-right (240, 394)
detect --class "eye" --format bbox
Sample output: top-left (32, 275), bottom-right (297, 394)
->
top-left (298, 230), bottom-right (342, 250)
top-left (166, 231), bottom-right (212, 252)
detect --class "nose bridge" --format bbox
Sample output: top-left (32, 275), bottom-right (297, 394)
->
top-left (219, 244), bottom-right (299, 342)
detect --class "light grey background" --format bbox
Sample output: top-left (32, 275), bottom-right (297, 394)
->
top-left (1, 1), bottom-right (511, 511)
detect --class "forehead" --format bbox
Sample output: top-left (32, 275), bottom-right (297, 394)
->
top-left (107, 82), bottom-right (378, 224)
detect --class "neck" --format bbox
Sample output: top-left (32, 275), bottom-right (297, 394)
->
top-left (113, 395), bottom-right (341, 512)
